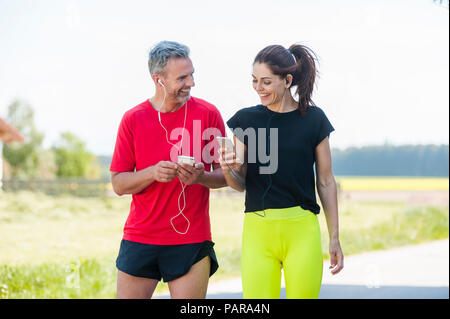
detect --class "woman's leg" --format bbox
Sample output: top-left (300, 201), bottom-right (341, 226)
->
top-left (241, 214), bottom-right (282, 299)
top-left (282, 213), bottom-right (323, 299)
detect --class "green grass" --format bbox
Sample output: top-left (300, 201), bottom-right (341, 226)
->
top-left (0, 257), bottom-right (116, 299)
top-left (321, 205), bottom-right (449, 256)
top-left (0, 190), bottom-right (448, 298)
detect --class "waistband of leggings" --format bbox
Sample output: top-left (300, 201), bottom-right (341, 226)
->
top-left (246, 206), bottom-right (314, 220)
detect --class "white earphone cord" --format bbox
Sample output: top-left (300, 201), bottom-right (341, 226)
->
top-left (157, 81), bottom-right (190, 235)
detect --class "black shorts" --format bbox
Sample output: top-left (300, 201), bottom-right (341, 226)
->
top-left (116, 239), bottom-right (219, 282)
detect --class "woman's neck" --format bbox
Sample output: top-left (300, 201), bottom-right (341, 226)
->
top-left (266, 93), bottom-right (298, 113)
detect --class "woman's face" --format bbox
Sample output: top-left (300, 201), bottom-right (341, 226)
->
top-left (252, 62), bottom-right (286, 107)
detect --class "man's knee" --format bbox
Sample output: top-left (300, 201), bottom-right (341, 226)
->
top-left (168, 256), bottom-right (211, 299)
top-left (116, 270), bottom-right (159, 299)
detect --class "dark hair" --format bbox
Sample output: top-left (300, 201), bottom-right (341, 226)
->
top-left (253, 44), bottom-right (318, 116)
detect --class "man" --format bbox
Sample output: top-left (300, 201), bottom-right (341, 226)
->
top-left (110, 41), bottom-right (226, 299)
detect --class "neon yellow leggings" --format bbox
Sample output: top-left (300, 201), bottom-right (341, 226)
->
top-left (241, 206), bottom-right (323, 299)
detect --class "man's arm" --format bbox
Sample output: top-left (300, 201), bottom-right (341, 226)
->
top-left (111, 161), bottom-right (178, 196)
top-left (198, 163), bottom-right (227, 189)
top-left (177, 162), bottom-right (227, 189)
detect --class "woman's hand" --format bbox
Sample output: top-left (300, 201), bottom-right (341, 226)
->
top-left (329, 238), bottom-right (344, 275)
top-left (218, 147), bottom-right (242, 174)
top-left (218, 136), bottom-right (246, 192)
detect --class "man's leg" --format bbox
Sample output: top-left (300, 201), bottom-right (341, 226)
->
top-left (167, 256), bottom-right (211, 299)
top-left (116, 270), bottom-right (159, 299)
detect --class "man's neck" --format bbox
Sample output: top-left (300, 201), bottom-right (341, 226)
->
top-left (149, 96), bottom-right (183, 113)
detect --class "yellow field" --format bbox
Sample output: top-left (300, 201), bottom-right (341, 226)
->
top-left (336, 177), bottom-right (449, 191)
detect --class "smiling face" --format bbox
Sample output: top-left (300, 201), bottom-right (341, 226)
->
top-left (252, 62), bottom-right (287, 108)
top-left (159, 57), bottom-right (195, 105)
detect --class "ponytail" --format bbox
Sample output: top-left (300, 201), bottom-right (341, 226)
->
top-left (288, 44), bottom-right (318, 116)
top-left (253, 43), bottom-right (318, 117)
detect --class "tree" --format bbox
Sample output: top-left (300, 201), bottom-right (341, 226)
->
top-left (52, 132), bottom-right (100, 179)
top-left (2, 99), bottom-right (45, 178)
top-left (331, 144), bottom-right (449, 177)
top-left (432, 0), bottom-right (449, 8)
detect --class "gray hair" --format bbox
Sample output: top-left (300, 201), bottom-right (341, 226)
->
top-left (148, 41), bottom-right (190, 76)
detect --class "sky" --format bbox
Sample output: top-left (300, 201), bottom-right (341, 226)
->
top-left (0, 0), bottom-right (448, 155)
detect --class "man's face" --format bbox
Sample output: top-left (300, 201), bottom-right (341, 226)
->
top-left (160, 57), bottom-right (195, 105)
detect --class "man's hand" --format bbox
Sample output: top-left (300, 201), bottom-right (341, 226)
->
top-left (152, 161), bottom-right (178, 183)
top-left (177, 162), bottom-right (205, 185)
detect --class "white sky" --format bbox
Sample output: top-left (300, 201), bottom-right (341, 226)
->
top-left (0, 0), bottom-right (448, 155)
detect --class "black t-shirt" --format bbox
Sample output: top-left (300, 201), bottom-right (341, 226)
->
top-left (226, 105), bottom-right (334, 214)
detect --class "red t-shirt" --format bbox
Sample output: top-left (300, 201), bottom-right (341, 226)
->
top-left (110, 97), bottom-right (225, 245)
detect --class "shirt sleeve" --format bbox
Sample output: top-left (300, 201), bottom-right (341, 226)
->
top-left (226, 110), bottom-right (245, 143)
top-left (226, 110), bottom-right (240, 131)
top-left (314, 108), bottom-right (335, 148)
top-left (110, 112), bottom-right (136, 172)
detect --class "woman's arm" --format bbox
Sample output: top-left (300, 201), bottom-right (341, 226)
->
top-left (219, 136), bottom-right (247, 192)
top-left (315, 137), bottom-right (344, 275)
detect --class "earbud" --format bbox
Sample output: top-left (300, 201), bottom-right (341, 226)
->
top-left (158, 79), bottom-right (165, 87)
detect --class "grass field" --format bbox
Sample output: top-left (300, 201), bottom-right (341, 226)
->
top-left (0, 177), bottom-right (448, 298)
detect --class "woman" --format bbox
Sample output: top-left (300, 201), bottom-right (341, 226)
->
top-left (219, 44), bottom-right (343, 299)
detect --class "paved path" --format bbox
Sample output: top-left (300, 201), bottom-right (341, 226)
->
top-left (155, 239), bottom-right (449, 299)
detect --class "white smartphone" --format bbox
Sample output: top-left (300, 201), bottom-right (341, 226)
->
top-left (216, 136), bottom-right (234, 151)
top-left (216, 136), bottom-right (244, 164)
top-left (177, 155), bottom-right (195, 167)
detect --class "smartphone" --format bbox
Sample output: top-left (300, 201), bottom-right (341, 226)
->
top-left (216, 136), bottom-right (234, 151)
top-left (216, 136), bottom-right (244, 164)
top-left (177, 155), bottom-right (195, 167)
